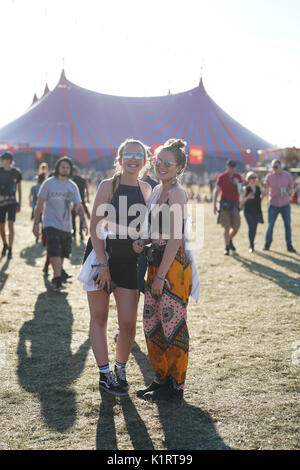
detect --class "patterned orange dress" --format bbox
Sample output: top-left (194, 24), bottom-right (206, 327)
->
top-left (143, 246), bottom-right (192, 390)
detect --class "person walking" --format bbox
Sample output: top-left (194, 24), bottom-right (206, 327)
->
top-left (0, 152), bottom-right (22, 260)
top-left (213, 160), bottom-right (243, 255)
top-left (240, 171), bottom-right (264, 253)
top-left (263, 159), bottom-right (296, 252)
top-left (78, 139), bottom-right (152, 396)
top-left (72, 166), bottom-right (90, 241)
top-left (133, 139), bottom-right (199, 402)
top-left (33, 156), bottom-right (88, 290)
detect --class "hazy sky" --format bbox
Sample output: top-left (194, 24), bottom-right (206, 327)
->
top-left (1, 0), bottom-right (300, 148)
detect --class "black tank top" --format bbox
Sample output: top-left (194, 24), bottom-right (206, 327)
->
top-left (82, 181), bottom-right (145, 263)
top-left (108, 183), bottom-right (145, 227)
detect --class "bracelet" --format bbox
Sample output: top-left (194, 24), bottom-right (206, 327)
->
top-left (91, 263), bottom-right (109, 268)
top-left (156, 274), bottom-right (165, 281)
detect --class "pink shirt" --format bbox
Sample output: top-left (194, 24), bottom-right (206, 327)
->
top-left (265, 170), bottom-right (294, 207)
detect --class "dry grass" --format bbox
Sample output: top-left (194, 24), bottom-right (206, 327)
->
top-left (0, 181), bottom-right (299, 450)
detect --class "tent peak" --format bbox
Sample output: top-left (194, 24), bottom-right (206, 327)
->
top-left (31, 93), bottom-right (38, 105)
top-left (59, 69), bottom-right (68, 84)
top-left (42, 83), bottom-right (50, 97)
top-left (199, 77), bottom-right (205, 90)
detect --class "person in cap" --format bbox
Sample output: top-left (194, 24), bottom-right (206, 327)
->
top-left (213, 160), bottom-right (243, 255)
top-left (0, 152), bottom-right (22, 259)
top-left (263, 159), bottom-right (296, 252)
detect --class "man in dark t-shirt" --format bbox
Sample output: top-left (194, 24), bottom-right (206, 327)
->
top-left (72, 166), bottom-right (90, 241)
top-left (0, 152), bottom-right (22, 259)
top-left (213, 159), bottom-right (243, 255)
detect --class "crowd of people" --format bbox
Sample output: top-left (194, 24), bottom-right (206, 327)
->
top-left (212, 159), bottom-right (298, 255)
top-left (0, 146), bottom-right (299, 404)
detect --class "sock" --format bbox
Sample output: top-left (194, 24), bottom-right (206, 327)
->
top-left (99, 364), bottom-right (110, 375)
top-left (115, 360), bottom-right (126, 370)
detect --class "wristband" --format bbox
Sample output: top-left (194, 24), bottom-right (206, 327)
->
top-left (91, 263), bottom-right (109, 268)
top-left (156, 275), bottom-right (171, 289)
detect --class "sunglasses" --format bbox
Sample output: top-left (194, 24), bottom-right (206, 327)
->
top-left (154, 157), bottom-right (177, 168)
top-left (249, 176), bottom-right (257, 179)
top-left (273, 166), bottom-right (279, 169)
top-left (122, 152), bottom-right (144, 160)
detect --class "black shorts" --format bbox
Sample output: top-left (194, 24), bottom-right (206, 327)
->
top-left (0, 203), bottom-right (17, 224)
top-left (44, 227), bottom-right (72, 258)
top-left (83, 237), bottom-right (139, 290)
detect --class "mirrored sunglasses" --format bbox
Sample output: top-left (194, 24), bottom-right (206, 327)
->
top-left (122, 152), bottom-right (144, 160)
top-left (154, 157), bottom-right (177, 168)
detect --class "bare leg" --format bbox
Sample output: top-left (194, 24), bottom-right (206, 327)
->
top-left (0, 223), bottom-right (6, 245)
top-left (224, 227), bottom-right (230, 246)
top-left (87, 290), bottom-right (110, 366)
top-left (113, 287), bottom-right (138, 364)
top-left (8, 220), bottom-right (14, 247)
top-left (229, 228), bottom-right (239, 240)
top-left (50, 256), bottom-right (62, 277)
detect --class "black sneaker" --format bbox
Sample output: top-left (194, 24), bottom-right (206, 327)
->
top-left (263, 244), bottom-right (270, 251)
top-left (61, 269), bottom-right (72, 282)
top-left (7, 247), bottom-right (12, 260)
top-left (136, 381), bottom-right (162, 398)
top-left (224, 245), bottom-right (230, 255)
top-left (287, 245), bottom-right (296, 253)
top-left (145, 386), bottom-right (184, 402)
top-left (114, 365), bottom-right (129, 391)
top-left (229, 240), bottom-right (236, 251)
top-left (50, 277), bottom-right (65, 291)
top-left (1, 243), bottom-right (8, 257)
top-left (99, 371), bottom-right (128, 396)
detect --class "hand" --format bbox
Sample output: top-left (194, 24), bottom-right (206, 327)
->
top-left (82, 221), bottom-right (89, 236)
top-left (132, 239), bottom-right (144, 254)
top-left (151, 277), bottom-right (164, 299)
top-left (33, 223), bottom-right (39, 238)
top-left (213, 205), bottom-right (218, 215)
top-left (16, 203), bottom-right (21, 213)
top-left (94, 266), bottom-right (111, 292)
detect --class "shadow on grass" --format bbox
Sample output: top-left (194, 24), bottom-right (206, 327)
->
top-left (232, 253), bottom-right (300, 296)
top-left (70, 238), bottom-right (86, 266)
top-left (107, 343), bottom-right (229, 450)
top-left (17, 291), bottom-right (90, 432)
top-left (96, 389), bottom-right (155, 451)
top-left (255, 251), bottom-right (300, 277)
top-left (0, 258), bottom-right (10, 292)
top-left (19, 242), bottom-right (46, 266)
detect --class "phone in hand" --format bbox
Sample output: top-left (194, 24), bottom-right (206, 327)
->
top-left (93, 273), bottom-right (117, 294)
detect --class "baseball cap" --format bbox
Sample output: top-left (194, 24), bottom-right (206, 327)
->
top-left (1, 152), bottom-right (14, 161)
top-left (226, 159), bottom-right (237, 167)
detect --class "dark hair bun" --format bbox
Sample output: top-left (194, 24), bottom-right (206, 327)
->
top-left (164, 138), bottom-right (187, 151)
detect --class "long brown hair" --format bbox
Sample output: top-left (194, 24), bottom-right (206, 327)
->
top-left (111, 138), bottom-right (151, 191)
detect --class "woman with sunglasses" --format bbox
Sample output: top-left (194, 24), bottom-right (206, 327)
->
top-left (133, 139), bottom-right (195, 402)
top-left (78, 139), bottom-right (152, 396)
top-left (240, 171), bottom-right (264, 253)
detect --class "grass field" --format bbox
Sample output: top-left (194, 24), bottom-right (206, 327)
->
top-left (0, 181), bottom-right (299, 450)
